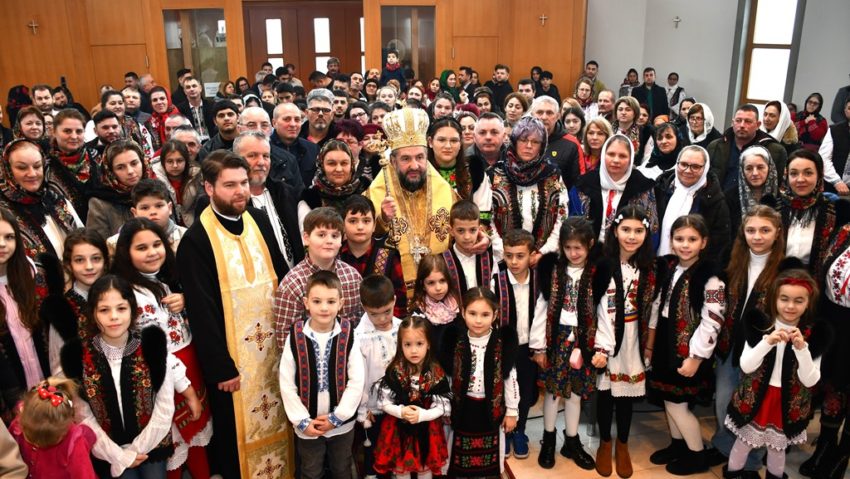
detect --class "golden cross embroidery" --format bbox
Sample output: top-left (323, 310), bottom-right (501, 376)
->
top-left (251, 394), bottom-right (279, 421)
top-left (244, 323), bottom-right (273, 351)
top-left (255, 457), bottom-right (283, 479)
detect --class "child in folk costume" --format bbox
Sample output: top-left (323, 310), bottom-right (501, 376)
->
top-left (111, 218), bottom-right (211, 478)
top-left (647, 214), bottom-right (725, 475)
top-left (591, 204), bottom-right (658, 478)
top-left (442, 287), bottom-right (520, 478)
top-left (410, 254), bottom-right (461, 353)
top-left (61, 275), bottom-right (175, 478)
top-left (535, 217), bottom-right (599, 470)
top-left (374, 314), bottom-right (451, 478)
top-left (9, 378), bottom-right (96, 478)
top-left (442, 200), bottom-right (495, 303)
top-left (724, 269), bottom-right (829, 479)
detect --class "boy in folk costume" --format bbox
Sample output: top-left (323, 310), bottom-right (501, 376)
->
top-left (443, 199), bottom-right (495, 304)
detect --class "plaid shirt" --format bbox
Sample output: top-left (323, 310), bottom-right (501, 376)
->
top-left (339, 240), bottom-right (408, 317)
top-left (272, 257), bottom-right (364, 348)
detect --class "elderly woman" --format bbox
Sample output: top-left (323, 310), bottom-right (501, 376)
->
top-left (503, 92), bottom-right (529, 126)
top-left (0, 139), bottom-right (82, 258)
top-left (492, 116), bottom-right (568, 261)
top-left (86, 139), bottom-right (151, 240)
top-left (575, 77), bottom-right (598, 120)
top-left (654, 145), bottom-right (730, 258)
top-left (569, 134), bottom-right (659, 246)
top-left (795, 92), bottom-right (829, 151)
top-left (761, 100), bottom-right (801, 156)
top-left (297, 139), bottom-right (368, 233)
top-left (612, 96), bottom-right (650, 163)
top-left (684, 103), bottom-right (721, 149)
top-left (778, 149), bottom-right (850, 277)
top-left (724, 145), bottom-right (779, 240)
top-left (144, 86), bottom-right (181, 153)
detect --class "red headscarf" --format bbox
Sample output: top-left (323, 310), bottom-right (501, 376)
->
top-left (147, 88), bottom-right (180, 148)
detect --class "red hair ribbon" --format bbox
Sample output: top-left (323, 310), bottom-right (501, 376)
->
top-left (780, 277), bottom-right (814, 295)
top-left (36, 384), bottom-right (66, 407)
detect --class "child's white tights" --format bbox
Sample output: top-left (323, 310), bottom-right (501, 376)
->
top-left (664, 401), bottom-right (703, 451)
top-left (543, 392), bottom-right (581, 436)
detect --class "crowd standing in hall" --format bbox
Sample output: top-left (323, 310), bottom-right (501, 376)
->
top-left (1, 53), bottom-right (850, 479)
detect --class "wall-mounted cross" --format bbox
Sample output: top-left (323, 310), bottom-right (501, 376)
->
top-left (27, 20), bottom-right (39, 35)
top-left (539, 14), bottom-right (548, 26)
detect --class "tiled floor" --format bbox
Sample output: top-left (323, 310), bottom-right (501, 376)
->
top-left (505, 397), bottom-right (847, 479)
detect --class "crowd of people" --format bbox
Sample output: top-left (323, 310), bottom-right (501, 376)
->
top-left (0, 53), bottom-right (849, 479)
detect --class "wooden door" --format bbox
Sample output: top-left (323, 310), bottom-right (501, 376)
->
top-left (244, 2), bottom-right (363, 85)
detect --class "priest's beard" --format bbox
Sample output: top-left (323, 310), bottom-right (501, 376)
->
top-left (399, 170), bottom-right (426, 192)
top-left (211, 192), bottom-right (248, 217)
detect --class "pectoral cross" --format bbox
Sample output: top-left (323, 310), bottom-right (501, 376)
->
top-left (27, 20), bottom-right (39, 35)
top-left (410, 236), bottom-right (430, 266)
top-left (539, 14), bottom-right (548, 26)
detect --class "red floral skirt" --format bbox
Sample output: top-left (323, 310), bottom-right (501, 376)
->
top-left (173, 343), bottom-right (212, 441)
top-left (373, 415), bottom-right (448, 474)
top-left (752, 386), bottom-right (783, 431)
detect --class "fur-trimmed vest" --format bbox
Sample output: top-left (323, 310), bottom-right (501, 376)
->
top-left (442, 248), bottom-right (493, 303)
top-left (538, 253), bottom-right (599, 364)
top-left (779, 198), bottom-right (850, 279)
top-left (38, 252), bottom-right (89, 344)
top-left (60, 327), bottom-right (172, 462)
top-left (491, 173), bottom-right (565, 250)
top-left (726, 310), bottom-right (830, 440)
top-left (656, 257), bottom-right (724, 363)
top-left (289, 319), bottom-right (355, 424)
top-left (595, 257), bottom-right (658, 357)
top-left (442, 326), bottom-right (517, 427)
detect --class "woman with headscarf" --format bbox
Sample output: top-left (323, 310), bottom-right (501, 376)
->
top-left (761, 100), bottom-right (801, 156)
top-left (144, 86), bottom-right (181, 154)
top-left (639, 122), bottom-right (685, 180)
top-left (654, 145), bottom-right (730, 258)
top-left (568, 134), bottom-right (659, 246)
top-left (795, 93), bottom-right (829, 152)
top-left (5, 85), bottom-right (32, 128)
top-left (297, 139), bottom-right (368, 233)
top-left (724, 145), bottom-right (780, 242)
top-left (0, 139), bottom-right (82, 259)
top-left (439, 70), bottom-right (461, 103)
top-left (684, 103), bottom-right (722, 149)
top-left (11, 106), bottom-right (48, 153)
top-left (492, 117), bottom-right (568, 260)
top-left (776, 149), bottom-right (850, 278)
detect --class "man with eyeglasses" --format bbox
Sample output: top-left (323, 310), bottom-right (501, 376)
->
top-left (299, 88), bottom-right (338, 150)
top-left (707, 104), bottom-right (787, 191)
top-left (239, 106), bottom-right (303, 195)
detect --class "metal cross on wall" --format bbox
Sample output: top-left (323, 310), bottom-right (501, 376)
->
top-left (27, 20), bottom-right (39, 35)
top-left (539, 14), bottom-right (548, 26)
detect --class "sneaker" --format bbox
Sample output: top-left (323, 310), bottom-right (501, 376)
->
top-left (505, 433), bottom-right (512, 457)
top-left (513, 432), bottom-right (530, 459)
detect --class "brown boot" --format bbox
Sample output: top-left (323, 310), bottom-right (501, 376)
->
top-left (596, 439), bottom-right (613, 477)
top-left (615, 439), bottom-right (633, 478)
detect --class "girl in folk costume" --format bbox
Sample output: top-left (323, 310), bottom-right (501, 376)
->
top-left (410, 254), bottom-right (461, 353)
top-left (40, 229), bottom-right (109, 375)
top-left (711, 205), bottom-right (786, 472)
top-left (9, 378), bottom-right (96, 478)
top-left (809, 223), bottom-right (850, 478)
top-left (0, 207), bottom-right (50, 423)
top-left (0, 139), bottom-right (83, 259)
top-left (534, 217), bottom-right (599, 470)
top-left (647, 215), bottom-right (725, 475)
top-left (374, 314), bottom-right (451, 478)
top-left (442, 287), bottom-right (519, 478)
top-left (724, 269), bottom-right (829, 479)
top-left (777, 149), bottom-right (850, 278)
top-left (60, 275), bottom-right (175, 478)
top-left (591, 204), bottom-right (658, 478)
top-left (111, 218), bottom-right (211, 478)
top-left (492, 116), bottom-right (568, 260)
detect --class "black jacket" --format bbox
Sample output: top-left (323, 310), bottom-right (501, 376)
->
top-left (176, 98), bottom-right (218, 141)
top-left (198, 133), bottom-right (234, 162)
top-left (270, 143), bottom-right (304, 197)
top-left (271, 132), bottom-right (319, 188)
top-left (655, 170), bottom-right (731, 260)
top-left (707, 128), bottom-right (787, 191)
top-left (631, 83), bottom-right (669, 122)
top-left (546, 121), bottom-right (582, 189)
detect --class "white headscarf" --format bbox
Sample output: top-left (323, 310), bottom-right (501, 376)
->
top-left (760, 101), bottom-right (794, 143)
top-left (687, 103), bottom-right (715, 144)
top-left (599, 134), bottom-right (635, 193)
top-left (658, 145), bottom-right (711, 255)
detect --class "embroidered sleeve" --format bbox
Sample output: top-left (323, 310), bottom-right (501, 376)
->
top-left (649, 293), bottom-right (661, 330)
top-left (129, 363), bottom-right (176, 456)
top-left (279, 335), bottom-right (312, 427)
top-left (504, 367), bottom-right (520, 416)
top-left (688, 277), bottom-right (726, 360)
top-left (594, 279), bottom-right (617, 354)
top-left (793, 345), bottom-right (822, 388)
top-left (330, 337), bottom-right (366, 424)
top-left (168, 354), bottom-right (191, 394)
top-left (528, 293), bottom-right (549, 351)
top-left (297, 418), bottom-right (311, 432)
top-left (739, 337), bottom-right (775, 374)
top-left (538, 181), bottom-right (569, 256)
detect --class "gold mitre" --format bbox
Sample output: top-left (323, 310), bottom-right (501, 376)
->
top-left (382, 107), bottom-right (429, 151)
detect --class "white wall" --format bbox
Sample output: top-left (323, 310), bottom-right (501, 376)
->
top-left (585, 0), bottom-right (739, 130)
top-left (793, 0), bottom-right (850, 122)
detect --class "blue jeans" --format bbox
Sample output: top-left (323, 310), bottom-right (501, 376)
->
top-left (712, 355), bottom-right (764, 471)
top-left (118, 460), bottom-right (167, 479)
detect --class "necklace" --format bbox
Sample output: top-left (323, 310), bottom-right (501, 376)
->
top-left (391, 170), bottom-right (433, 265)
